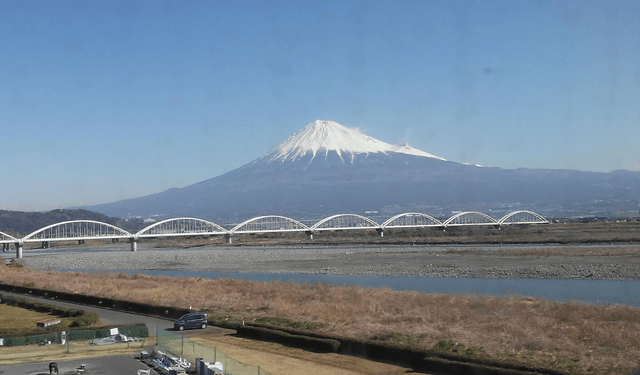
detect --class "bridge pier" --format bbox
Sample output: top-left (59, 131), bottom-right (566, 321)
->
top-left (376, 228), bottom-right (384, 238)
top-left (306, 231), bottom-right (314, 240)
top-left (41, 241), bottom-right (49, 249)
top-left (129, 238), bottom-right (137, 252)
top-left (15, 242), bottom-right (23, 259)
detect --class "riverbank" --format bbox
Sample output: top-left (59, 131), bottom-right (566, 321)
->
top-left (11, 242), bottom-right (640, 280)
top-left (1, 263), bottom-right (639, 375)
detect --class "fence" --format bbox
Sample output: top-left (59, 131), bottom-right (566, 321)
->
top-left (0, 324), bottom-right (148, 347)
top-left (0, 326), bottom-right (149, 363)
top-left (156, 328), bottom-right (270, 375)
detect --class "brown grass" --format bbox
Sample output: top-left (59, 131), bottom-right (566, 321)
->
top-left (1, 265), bottom-right (639, 374)
top-left (0, 304), bottom-right (69, 330)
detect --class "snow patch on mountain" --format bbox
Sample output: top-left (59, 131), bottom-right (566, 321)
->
top-left (266, 120), bottom-right (446, 163)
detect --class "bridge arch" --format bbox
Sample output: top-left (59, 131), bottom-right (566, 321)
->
top-left (442, 211), bottom-right (498, 227)
top-left (0, 231), bottom-right (18, 243)
top-left (22, 220), bottom-right (133, 243)
top-left (137, 217), bottom-right (228, 238)
top-left (382, 213), bottom-right (443, 228)
top-left (231, 215), bottom-right (309, 234)
top-left (498, 210), bottom-right (548, 225)
top-left (312, 214), bottom-right (380, 231)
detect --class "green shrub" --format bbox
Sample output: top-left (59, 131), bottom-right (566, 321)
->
top-left (432, 340), bottom-right (484, 356)
top-left (370, 331), bottom-right (422, 348)
top-left (237, 325), bottom-right (340, 353)
top-left (254, 316), bottom-right (326, 331)
top-left (3, 336), bottom-right (27, 346)
top-left (208, 314), bottom-right (243, 328)
top-left (67, 329), bottom-right (99, 341)
top-left (119, 324), bottom-right (148, 338)
top-left (25, 333), bottom-right (58, 345)
top-left (69, 311), bottom-right (99, 327)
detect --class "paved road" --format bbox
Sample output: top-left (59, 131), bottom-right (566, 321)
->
top-left (0, 355), bottom-right (157, 375)
top-left (0, 291), bottom-right (175, 336)
top-left (0, 291), bottom-right (229, 374)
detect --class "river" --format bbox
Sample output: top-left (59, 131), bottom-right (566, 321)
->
top-left (64, 268), bottom-right (640, 307)
top-left (14, 243), bottom-right (640, 307)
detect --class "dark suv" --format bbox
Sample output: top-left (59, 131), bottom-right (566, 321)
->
top-left (173, 312), bottom-right (208, 331)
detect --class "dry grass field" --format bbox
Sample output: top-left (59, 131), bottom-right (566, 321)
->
top-left (0, 304), bottom-right (66, 330)
top-left (1, 265), bottom-right (639, 375)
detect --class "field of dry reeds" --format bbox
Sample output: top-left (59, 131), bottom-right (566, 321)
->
top-left (1, 264), bottom-right (639, 374)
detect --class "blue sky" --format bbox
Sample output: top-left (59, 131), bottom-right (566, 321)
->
top-left (1, 0), bottom-right (639, 211)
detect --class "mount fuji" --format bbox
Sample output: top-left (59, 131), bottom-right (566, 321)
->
top-left (85, 120), bottom-right (640, 222)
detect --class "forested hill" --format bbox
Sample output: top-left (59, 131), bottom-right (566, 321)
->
top-left (0, 209), bottom-right (141, 237)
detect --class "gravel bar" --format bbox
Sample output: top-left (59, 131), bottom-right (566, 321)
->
top-left (5, 242), bottom-right (640, 280)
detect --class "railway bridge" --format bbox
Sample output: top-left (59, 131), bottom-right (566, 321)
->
top-left (1, 210), bottom-right (548, 258)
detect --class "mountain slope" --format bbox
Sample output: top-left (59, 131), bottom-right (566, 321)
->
top-left (84, 121), bottom-right (640, 221)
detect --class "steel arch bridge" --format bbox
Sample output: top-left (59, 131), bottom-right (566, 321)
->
top-left (442, 211), bottom-right (499, 227)
top-left (0, 231), bottom-right (18, 243)
top-left (311, 214), bottom-right (380, 231)
top-left (382, 213), bottom-right (443, 228)
top-left (498, 210), bottom-right (549, 225)
top-left (230, 215), bottom-right (309, 234)
top-left (22, 220), bottom-right (133, 243)
top-left (136, 218), bottom-right (228, 238)
top-left (2, 210), bottom-right (549, 258)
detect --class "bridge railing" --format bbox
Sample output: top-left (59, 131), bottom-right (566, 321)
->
top-left (0, 231), bottom-right (19, 244)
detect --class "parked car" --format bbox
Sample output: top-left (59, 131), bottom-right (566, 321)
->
top-left (173, 312), bottom-right (208, 331)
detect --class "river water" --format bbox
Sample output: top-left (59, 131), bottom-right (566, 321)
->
top-left (74, 269), bottom-right (640, 307)
top-left (17, 243), bottom-right (640, 307)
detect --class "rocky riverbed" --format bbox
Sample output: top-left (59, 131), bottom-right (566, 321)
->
top-left (5, 242), bottom-right (640, 280)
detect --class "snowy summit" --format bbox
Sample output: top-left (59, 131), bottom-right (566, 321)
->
top-left (267, 120), bottom-right (446, 163)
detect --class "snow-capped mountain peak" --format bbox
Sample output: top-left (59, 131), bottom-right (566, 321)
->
top-left (266, 120), bottom-right (446, 162)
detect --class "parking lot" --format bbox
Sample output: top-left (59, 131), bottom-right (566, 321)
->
top-left (0, 354), bottom-right (157, 375)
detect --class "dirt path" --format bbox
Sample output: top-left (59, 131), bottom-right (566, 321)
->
top-left (188, 331), bottom-right (433, 375)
